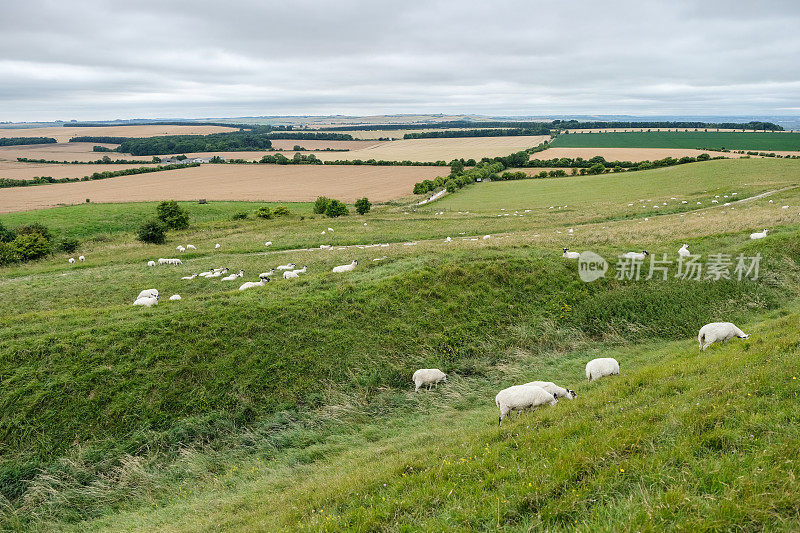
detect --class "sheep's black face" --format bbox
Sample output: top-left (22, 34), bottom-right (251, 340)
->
top-left (567, 389), bottom-right (577, 399)
top-left (740, 334), bottom-right (750, 339)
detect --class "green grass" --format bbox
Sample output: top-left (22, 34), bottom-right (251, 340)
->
top-left (550, 131), bottom-right (800, 151)
top-left (2, 159), bottom-right (800, 530)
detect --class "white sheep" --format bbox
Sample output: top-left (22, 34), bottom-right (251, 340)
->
top-left (562, 248), bottom-right (580, 259)
top-left (221, 269), bottom-right (244, 281)
top-left (524, 381), bottom-right (577, 400)
top-left (750, 229), bottom-right (768, 240)
top-left (332, 260), bottom-right (358, 273)
top-left (78, 256), bottom-right (85, 262)
top-left (585, 358), bottom-right (620, 381)
top-left (147, 260), bottom-right (156, 267)
top-left (169, 294), bottom-right (181, 301)
top-left (215, 243), bottom-right (221, 249)
top-left (678, 244), bottom-right (691, 257)
top-left (181, 273), bottom-right (197, 280)
top-left (483, 234), bottom-right (491, 240)
top-left (132, 296), bottom-right (158, 307)
top-left (495, 385), bottom-right (558, 426)
top-left (68, 258), bottom-right (75, 264)
top-left (412, 368), bottom-right (447, 392)
top-left (167, 258), bottom-right (183, 265)
top-left (698, 322), bottom-right (749, 351)
top-left (207, 268), bottom-right (229, 278)
top-left (328, 227), bottom-right (334, 232)
top-left (186, 244), bottom-right (196, 250)
top-left (277, 262), bottom-right (296, 270)
top-left (239, 279), bottom-right (269, 291)
top-left (265, 241), bottom-right (273, 247)
top-left (176, 246), bottom-right (186, 253)
top-left (623, 251), bottom-right (649, 260)
top-left (283, 270), bottom-right (299, 279)
top-left (137, 289), bottom-right (159, 300)
top-left (445, 236), bottom-right (452, 242)
top-left (260, 269), bottom-right (275, 280)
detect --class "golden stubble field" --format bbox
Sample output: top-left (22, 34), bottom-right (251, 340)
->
top-left (0, 164), bottom-right (448, 213)
top-left (0, 160), bottom-right (159, 180)
top-left (0, 124), bottom-right (240, 143)
top-left (535, 147), bottom-right (747, 162)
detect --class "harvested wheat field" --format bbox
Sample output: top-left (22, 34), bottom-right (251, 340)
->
top-left (535, 147), bottom-right (744, 162)
top-left (0, 143), bottom-right (151, 162)
top-left (328, 128), bottom-right (517, 140)
top-left (0, 124), bottom-right (239, 143)
top-left (0, 161), bottom-right (158, 180)
top-left (310, 135), bottom-right (549, 162)
top-left (0, 164), bottom-right (447, 213)
top-left (268, 139), bottom-right (381, 151)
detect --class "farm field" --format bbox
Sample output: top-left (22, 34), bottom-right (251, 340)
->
top-left (267, 139), bottom-right (380, 151)
top-left (550, 131), bottom-right (800, 151)
top-left (534, 146), bottom-right (740, 162)
top-left (0, 124), bottom-right (240, 143)
top-left (0, 142), bottom-right (151, 162)
top-left (0, 161), bottom-right (159, 180)
top-left (0, 164), bottom-right (448, 213)
top-left (2, 157), bottom-right (800, 531)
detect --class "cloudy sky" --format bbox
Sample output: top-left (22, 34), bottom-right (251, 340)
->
top-left (1, 0), bottom-right (799, 121)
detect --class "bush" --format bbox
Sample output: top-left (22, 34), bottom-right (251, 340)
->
top-left (15, 222), bottom-right (53, 242)
top-left (137, 219), bottom-right (167, 244)
top-left (354, 197), bottom-right (371, 215)
top-left (325, 199), bottom-right (349, 217)
top-left (11, 233), bottom-right (51, 260)
top-left (231, 212), bottom-right (249, 220)
top-left (58, 238), bottom-right (80, 253)
top-left (0, 242), bottom-right (16, 265)
top-left (445, 179), bottom-right (457, 193)
top-left (0, 221), bottom-right (15, 243)
top-left (273, 205), bottom-right (292, 217)
top-left (255, 207), bottom-right (273, 219)
top-left (156, 200), bottom-right (190, 230)
top-left (313, 196), bottom-right (331, 214)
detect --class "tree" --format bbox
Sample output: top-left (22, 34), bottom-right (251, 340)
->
top-left (156, 200), bottom-right (190, 229)
top-left (313, 196), bottom-right (331, 214)
top-left (354, 197), bottom-right (371, 215)
top-left (445, 179), bottom-right (457, 193)
top-left (449, 159), bottom-right (464, 174)
top-left (325, 199), bottom-right (349, 217)
top-left (137, 219), bottom-right (167, 244)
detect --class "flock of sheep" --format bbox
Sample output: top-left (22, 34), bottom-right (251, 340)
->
top-left (414, 318), bottom-right (749, 426)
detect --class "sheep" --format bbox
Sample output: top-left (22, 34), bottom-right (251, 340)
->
top-left (585, 358), bottom-right (620, 381)
top-left (283, 270), bottom-right (299, 279)
top-left (169, 294), bottom-right (181, 301)
top-left (137, 289), bottom-right (159, 300)
top-left (221, 270), bottom-right (244, 281)
top-left (750, 229), bottom-right (768, 240)
top-left (412, 368), bottom-right (447, 392)
top-left (181, 273), bottom-right (197, 280)
top-left (207, 268), bottom-right (229, 278)
top-left (239, 278), bottom-right (269, 291)
top-left (167, 258), bottom-right (183, 265)
top-left (332, 260), bottom-right (358, 273)
top-left (524, 381), bottom-right (577, 400)
top-left (147, 260), bottom-right (156, 267)
top-left (78, 256), bottom-right (85, 262)
top-left (698, 322), bottom-right (749, 351)
top-left (215, 243), bottom-right (221, 249)
top-left (445, 236), bottom-right (452, 242)
top-left (133, 296), bottom-right (158, 307)
top-left (186, 244), bottom-right (196, 250)
top-left (483, 234), bottom-right (491, 240)
top-left (562, 248), bottom-right (580, 259)
top-left (678, 244), bottom-right (691, 257)
top-left (176, 246), bottom-right (186, 253)
top-left (265, 241), bottom-right (272, 247)
top-left (68, 258), bottom-right (75, 264)
top-left (277, 262), bottom-right (296, 271)
top-left (259, 269), bottom-right (275, 280)
top-left (623, 251), bottom-right (649, 260)
top-left (495, 385), bottom-right (558, 426)
top-left (328, 227), bottom-right (334, 232)
top-left (320, 244), bottom-right (331, 249)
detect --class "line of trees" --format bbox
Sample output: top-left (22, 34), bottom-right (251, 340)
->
top-left (114, 133), bottom-right (273, 156)
top-left (0, 137), bottom-right (57, 146)
top-left (0, 163), bottom-right (199, 189)
top-left (17, 156), bottom-right (161, 165)
top-left (319, 120), bottom-right (784, 132)
top-left (404, 127), bottom-right (551, 139)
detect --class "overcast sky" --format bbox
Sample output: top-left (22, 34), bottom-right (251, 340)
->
top-left (1, 0), bottom-right (799, 122)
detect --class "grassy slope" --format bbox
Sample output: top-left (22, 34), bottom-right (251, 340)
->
top-left (550, 131), bottom-right (800, 151)
top-left (2, 158), bottom-right (800, 529)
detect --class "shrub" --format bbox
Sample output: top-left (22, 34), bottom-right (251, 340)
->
top-left (354, 197), bottom-right (372, 215)
top-left (58, 238), bottom-right (80, 253)
top-left (325, 199), bottom-right (349, 217)
top-left (0, 242), bottom-right (16, 265)
top-left (0, 221), bottom-right (15, 243)
top-left (313, 196), bottom-right (331, 214)
top-left (11, 233), bottom-right (51, 260)
top-left (156, 200), bottom-right (190, 230)
top-left (273, 205), bottom-right (292, 217)
top-left (445, 179), bottom-right (457, 193)
top-left (255, 207), bottom-right (273, 219)
top-left (231, 212), bottom-right (249, 220)
top-left (15, 222), bottom-right (52, 242)
top-left (137, 219), bottom-right (167, 244)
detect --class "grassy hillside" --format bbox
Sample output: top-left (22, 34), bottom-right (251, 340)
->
top-left (2, 158), bottom-right (800, 530)
top-left (550, 131), bottom-right (800, 151)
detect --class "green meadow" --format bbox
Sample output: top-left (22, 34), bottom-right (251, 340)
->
top-left (550, 131), bottom-right (800, 151)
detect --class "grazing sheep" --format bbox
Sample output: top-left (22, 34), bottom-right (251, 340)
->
top-left (332, 260), bottom-right (358, 273)
top-left (137, 289), bottom-right (159, 300)
top-left (186, 244), bottom-right (196, 250)
top-left (147, 260), bottom-right (156, 267)
top-left (133, 296), bottom-right (159, 307)
top-left (412, 368), bottom-right (447, 392)
top-left (68, 258), bottom-right (75, 264)
top-left (445, 236), bottom-right (452, 242)
top-left (277, 262), bottom-right (296, 270)
top-left (495, 385), bottom-right (558, 426)
top-left (678, 244), bottom-right (691, 257)
top-left (259, 269), bottom-right (275, 280)
top-left (265, 241), bottom-right (273, 247)
top-left (239, 278), bottom-right (269, 291)
top-left (750, 229), bottom-right (768, 240)
top-left (215, 243), bottom-right (221, 249)
top-left (320, 244), bottom-right (331, 249)
top-left (483, 234), bottom-right (491, 240)
top-left (562, 248), bottom-right (580, 259)
top-left (698, 322), bottom-right (749, 351)
top-left (221, 270), bottom-right (244, 281)
top-left (78, 256), bottom-right (85, 262)
top-left (328, 227), bottom-right (334, 232)
top-left (169, 294), bottom-right (181, 301)
top-left (176, 246), bottom-right (186, 253)
top-left (623, 251), bottom-right (649, 260)
top-left (524, 381), bottom-right (577, 399)
top-left (586, 358), bottom-right (620, 381)
top-left (181, 273), bottom-right (197, 280)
